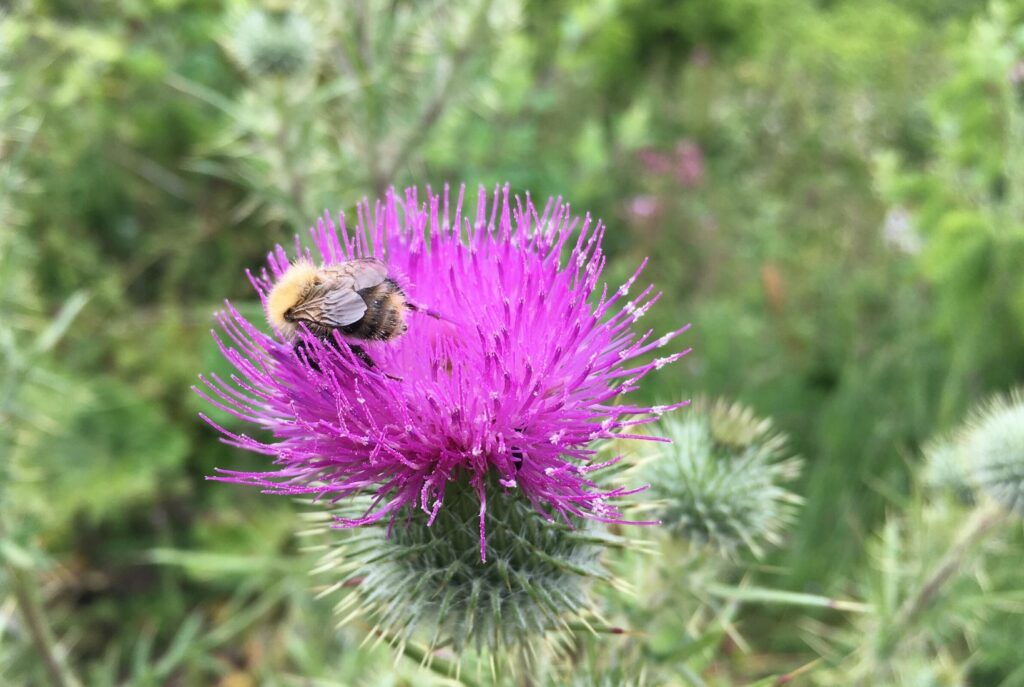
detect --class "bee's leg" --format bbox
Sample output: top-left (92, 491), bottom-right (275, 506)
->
top-left (511, 426), bottom-right (526, 472)
top-left (293, 340), bottom-right (322, 373)
top-left (347, 344), bottom-right (376, 369)
top-left (293, 336), bottom-right (346, 374)
top-left (348, 343), bottom-right (403, 382)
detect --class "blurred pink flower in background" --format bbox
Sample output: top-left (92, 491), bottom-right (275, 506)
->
top-left (674, 139), bottom-right (704, 188)
top-left (626, 194), bottom-right (663, 221)
top-left (637, 139), bottom-right (705, 188)
top-left (638, 148), bottom-right (675, 176)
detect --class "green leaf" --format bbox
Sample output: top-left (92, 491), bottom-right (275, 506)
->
top-left (32, 291), bottom-right (89, 355)
top-left (147, 548), bottom-right (292, 580)
top-left (151, 613), bottom-right (203, 680)
top-left (0, 538), bottom-right (37, 570)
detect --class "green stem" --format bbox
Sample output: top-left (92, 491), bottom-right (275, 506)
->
top-left (5, 563), bottom-right (80, 687)
top-left (0, 293), bottom-right (86, 686)
top-left (272, 82), bottom-right (307, 225)
top-left (703, 583), bottom-right (871, 614)
top-left (383, 0), bottom-right (493, 182)
top-left (890, 502), bottom-right (1007, 631)
top-left (564, 621), bottom-right (634, 635)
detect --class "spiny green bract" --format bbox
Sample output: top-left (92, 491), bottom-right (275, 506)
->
top-left (307, 478), bottom-right (625, 662)
top-left (227, 8), bottom-right (315, 79)
top-left (961, 389), bottom-right (1024, 517)
top-left (645, 399), bottom-right (802, 558)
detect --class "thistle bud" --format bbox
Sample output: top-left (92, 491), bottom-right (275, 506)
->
top-left (227, 8), bottom-right (315, 79)
top-left (645, 399), bottom-right (802, 557)
top-left (922, 435), bottom-right (973, 503)
top-left (960, 389), bottom-right (1024, 516)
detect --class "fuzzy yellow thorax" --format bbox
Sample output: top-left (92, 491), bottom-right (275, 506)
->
top-left (266, 261), bottom-right (320, 330)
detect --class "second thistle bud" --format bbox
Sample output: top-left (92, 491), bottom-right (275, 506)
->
top-left (227, 8), bottom-right (315, 79)
top-left (922, 435), bottom-right (974, 503)
top-left (645, 399), bottom-right (803, 558)
top-left (961, 389), bottom-right (1024, 516)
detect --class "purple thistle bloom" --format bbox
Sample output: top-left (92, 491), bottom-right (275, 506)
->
top-left (195, 185), bottom-right (690, 560)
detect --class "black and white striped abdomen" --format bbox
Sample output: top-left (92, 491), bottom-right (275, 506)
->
top-left (341, 278), bottom-right (409, 341)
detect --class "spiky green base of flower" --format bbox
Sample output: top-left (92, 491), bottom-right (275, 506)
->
top-left (645, 399), bottom-right (802, 558)
top-left (962, 390), bottom-right (1024, 516)
top-left (306, 477), bottom-right (625, 664)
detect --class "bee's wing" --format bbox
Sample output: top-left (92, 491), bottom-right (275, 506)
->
top-left (312, 259), bottom-right (391, 328)
top-left (319, 284), bottom-right (368, 327)
top-left (323, 258), bottom-right (389, 291)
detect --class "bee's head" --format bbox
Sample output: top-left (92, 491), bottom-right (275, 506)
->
top-left (266, 261), bottom-right (321, 334)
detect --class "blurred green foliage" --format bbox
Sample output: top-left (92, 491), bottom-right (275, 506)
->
top-left (2, 0), bottom-right (1024, 684)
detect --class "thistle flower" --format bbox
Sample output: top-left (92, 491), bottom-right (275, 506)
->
top-left (308, 476), bottom-right (625, 660)
top-left (960, 389), bottom-right (1024, 516)
top-left (195, 185), bottom-right (689, 558)
top-left (644, 399), bottom-right (802, 557)
top-left (227, 8), bottom-right (315, 79)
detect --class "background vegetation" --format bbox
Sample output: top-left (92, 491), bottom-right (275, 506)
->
top-left (3, 0), bottom-right (1024, 684)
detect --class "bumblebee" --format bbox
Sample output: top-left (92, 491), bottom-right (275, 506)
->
top-left (266, 258), bottom-right (410, 343)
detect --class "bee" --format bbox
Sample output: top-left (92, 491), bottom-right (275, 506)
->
top-left (266, 257), bottom-right (413, 371)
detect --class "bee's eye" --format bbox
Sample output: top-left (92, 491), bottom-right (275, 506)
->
top-left (284, 308), bottom-right (296, 322)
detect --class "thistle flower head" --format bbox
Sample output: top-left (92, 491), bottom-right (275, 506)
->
top-left (228, 8), bottom-right (315, 79)
top-left (960, 389), bottom-right (1024, 516)
top-left (309, 477), bottom-right (624, 660)
top-left (645, 399), bottom-right (802, 557)
top-left (196, 185), bottom-right (689, 558)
